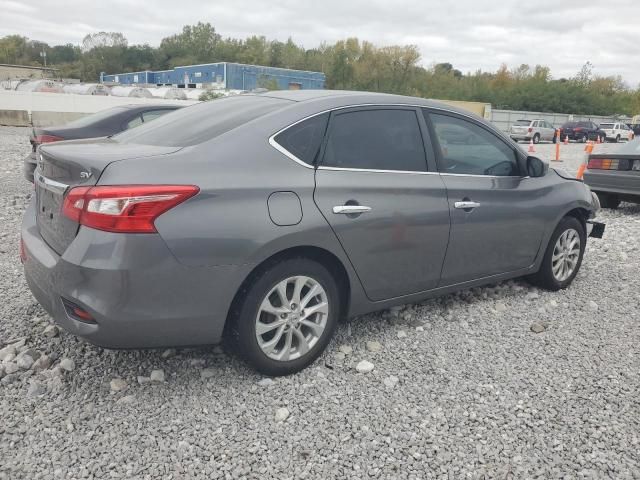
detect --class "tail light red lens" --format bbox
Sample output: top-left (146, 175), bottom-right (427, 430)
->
top-left (527, 127), bottom-right (533, 133)
top-left (62, 185), bottom-right (199, 233)
top-left (574, 127), bottom-right (583, 132)
top-left (587, 158), bottom-right (632, 171)
top-left (34, 135), bottom-right (64, 144)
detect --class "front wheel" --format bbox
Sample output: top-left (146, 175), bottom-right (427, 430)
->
top-left (527, 216), bottom-right (586, 291)
top-left (233, 258), bottom-right (340, 376)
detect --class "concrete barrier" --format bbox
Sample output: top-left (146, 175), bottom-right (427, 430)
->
top-left (0, 109), bottom-right (30, 127)
top-left (0, 90), bottom-right (197, 127)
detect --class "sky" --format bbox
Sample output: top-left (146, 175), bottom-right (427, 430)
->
top-left (2, 0), bottom-right (639, 86)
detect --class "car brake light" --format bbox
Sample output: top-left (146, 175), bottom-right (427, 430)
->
top-left (62, 185), bottom-right (199, 233)
top-left (574, 127), bottom-right (583, 131)
top-left (528, 127), bottom-right (533, 133)
top-left (587, 158), bottom-right (632, 171)
top-left (34, 135), bottom-right (64, 144)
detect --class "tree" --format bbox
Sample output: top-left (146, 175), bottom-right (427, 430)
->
top-left (82, 32), bottom-right (127, 52)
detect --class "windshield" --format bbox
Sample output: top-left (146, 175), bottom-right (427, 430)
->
top-left (113, 95), bottom-right (291, 147)
top-left (62, 106), bottom-right (129, 128)
top-left (515, 120), bottom-right (531, 126)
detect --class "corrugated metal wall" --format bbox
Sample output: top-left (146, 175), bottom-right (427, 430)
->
top-left (101, 63), bottom-right (325, 90)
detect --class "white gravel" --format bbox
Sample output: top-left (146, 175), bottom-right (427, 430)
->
top-left (0, 127), bottom-right (639, 478)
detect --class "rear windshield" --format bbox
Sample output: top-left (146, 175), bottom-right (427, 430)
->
top-left (563, 122), bottom-right (578, 128)
top-left (113, 95), bottom-right (290, 147)
top-left (63, 106), bottom-right (129, 128)
top-left (599, 123), bottom-right (614, 128)
top-left (515, 120), bottom-right (531, 126)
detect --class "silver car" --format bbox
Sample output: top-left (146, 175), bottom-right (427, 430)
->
top-left (22, 91), bottom-right (603, 375)
top-left (510, 119), bottom-right (557, 144)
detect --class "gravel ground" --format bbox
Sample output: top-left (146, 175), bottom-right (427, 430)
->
top-left (1, 127), bottom-right (639, 479)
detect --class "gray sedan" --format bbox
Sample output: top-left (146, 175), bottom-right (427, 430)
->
top-left (21, 91), bottom-right (603, 375)
top-left (584, 138), bottom-right (640, 208)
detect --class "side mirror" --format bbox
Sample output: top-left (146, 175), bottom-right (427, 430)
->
top-left (526, 156), bottom-right (549, 177)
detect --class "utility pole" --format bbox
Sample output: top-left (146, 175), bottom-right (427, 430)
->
top-left (40, 48), bottom-right (47, 68)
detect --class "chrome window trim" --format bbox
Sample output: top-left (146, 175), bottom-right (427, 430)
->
top-left (268, 103), bottom-right (487, 170)
top-left (317, 166), bottom-right (439, 175)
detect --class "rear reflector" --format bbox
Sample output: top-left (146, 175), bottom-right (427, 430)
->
top-left (587, 158), bottom-right (633, 171)
top-left (61, 298), bottom-right (95, 323)
top-left (34, 135), bottom-right (64, 144)
top-left (62, 185), bottom-right (199, 233)
top-left (19, 237), bottom-right (27, 263)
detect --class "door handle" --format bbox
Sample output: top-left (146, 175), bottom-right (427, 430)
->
top-left (454, 201), bottom-right (481, 210)
top-left (333, 205), bottom-right (372, 214)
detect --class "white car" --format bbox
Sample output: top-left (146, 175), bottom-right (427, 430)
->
top-left (599, 122), bottom-right (633, 143)
top-left (509, 119), bottom-right (557, 144)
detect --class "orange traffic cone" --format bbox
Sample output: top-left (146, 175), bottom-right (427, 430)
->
top-left (576, 163), bottom-right (586, 179)
top-left (528, 139), bottom-right (536, 153)
top-left (564, 135), bottom-right (569, 145)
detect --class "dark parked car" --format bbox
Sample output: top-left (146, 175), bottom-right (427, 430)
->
top-left (559, 121), bottom-right (605, 143)
top-left (22, 91), bottom-right (604, 376)
top-left (584, 138), bottom-right (640, 208)
top-left (23, 104), bottom-right (182, 182)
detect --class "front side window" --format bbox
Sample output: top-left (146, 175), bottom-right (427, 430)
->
top-left (322, 109), bottom-right (427, 171)
top-left (273, 113), bottom-right (329, 165)
top-left (142, 109), bottom-right (174, 123)
top-left (427, 112), bottom-right (519, 177)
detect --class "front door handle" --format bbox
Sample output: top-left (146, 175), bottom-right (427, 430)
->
top-left (333, 205), bottom-right (372, 214)
top-left (454, 201), bottom-right (481, 210)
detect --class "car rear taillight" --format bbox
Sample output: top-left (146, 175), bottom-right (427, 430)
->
top-left (528, 127), bottom-right (533, 133)
top-left (62, 185), bottom-right (199, 233)
top-left (574, 127), bottom-right (583, 132)
top-left (587, 158), bottom-right (633, 171)
top-left (34, 135), bottom-right (64, 144)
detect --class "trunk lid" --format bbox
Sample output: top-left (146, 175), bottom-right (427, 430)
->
top-left (34, 139), bottom-right (182, 254)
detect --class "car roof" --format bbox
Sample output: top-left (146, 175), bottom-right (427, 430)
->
top-left (243, 89), bottom-right (481, 118)
top-left (120, 104), bottom-right (183, 111)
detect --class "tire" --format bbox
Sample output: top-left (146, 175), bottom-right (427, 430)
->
top-left (598, 193), bottom-right (621, 209)
top-left (580, 134), bottom-right (588, 143)
top-left (232, 257), bottom-right (340, 376)
top-left (533, 133), bottom-right (540, 144)
top-left (552, 135), bottom-right (557, 144)
top-left (616, 135), bottom-right (621, 143)
top-left (527, 216), bottom-right (586, 291)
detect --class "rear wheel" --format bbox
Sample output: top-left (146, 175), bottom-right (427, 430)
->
top-left (598, 193), bottom-right (621, 209)
top-left (616, 134), bottom-right (621, 143)
top-left (580, 134), bottom-right (588, 143)
top-left (527, 216), bottom-right (586, 291)
top-left (233, 258), bottom-right (340, 376)
top-left (533, 133), bottom-right (540, 144)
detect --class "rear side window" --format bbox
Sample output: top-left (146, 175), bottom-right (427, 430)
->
top-left (114, 96), bottom-right (290, 147)
top-left (274, 113), bottom-right (329, 165)
top-left (322, 109), bottom-right (427, 171)
top-left (142, 109), bottom-right (174, 123)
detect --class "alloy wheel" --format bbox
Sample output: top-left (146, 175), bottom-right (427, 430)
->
top-left (255, 276), bottom-right (329, 361)
top-left (551, 228), bottom-right (581, 282)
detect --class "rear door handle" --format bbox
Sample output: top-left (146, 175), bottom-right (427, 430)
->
top-left (454, 201), bottom-right (481, 210)
top-left (333, 205), bottom-right (372, 214)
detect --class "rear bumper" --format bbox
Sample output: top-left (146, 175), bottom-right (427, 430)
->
top-left (509, 134), bottom-right (532, 142)
top-left (21, 199), bottom-right (252, 348)
top-left (584, 170), bottom-right (640, 198)
top-left (24, 152), bottom-right (36, 183)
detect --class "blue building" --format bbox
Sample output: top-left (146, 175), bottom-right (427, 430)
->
top-left (100, 62), bottom-right (325, 90)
